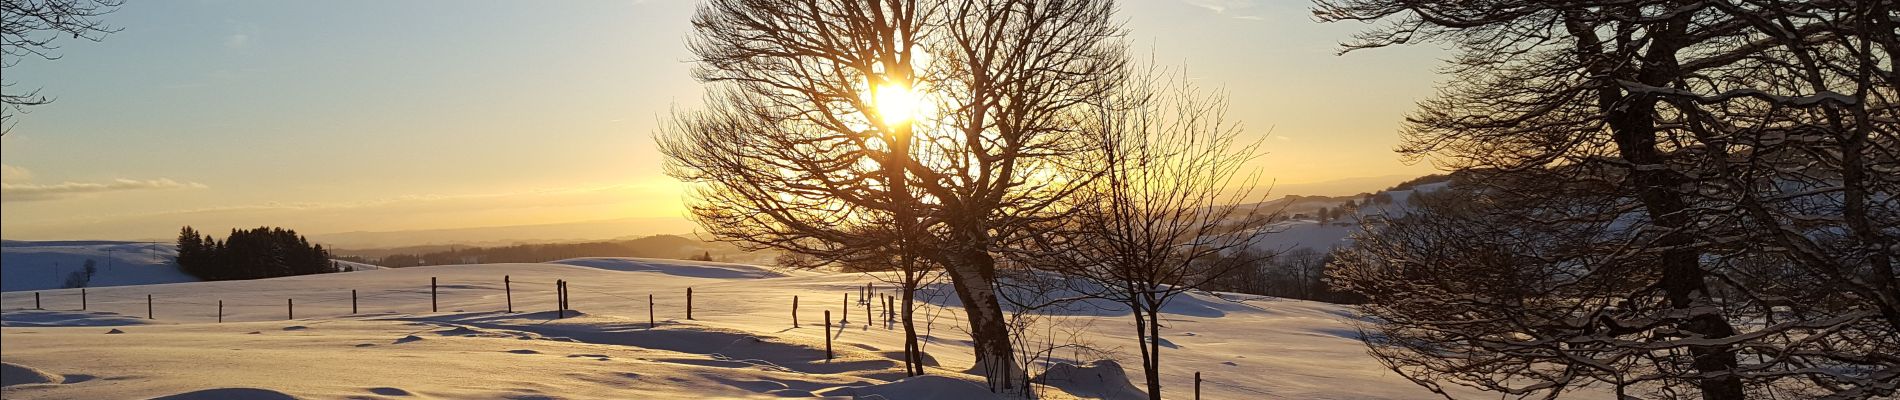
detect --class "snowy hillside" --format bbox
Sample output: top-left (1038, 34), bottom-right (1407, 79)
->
top-left (1, 241), bottom-right (195, 292)
top-left (1247, 181), bottom-right (1450, 254)
top-left (0, 257), bottom-right (1500, 399)
top-left (2, 241), bottom-right (387, 292)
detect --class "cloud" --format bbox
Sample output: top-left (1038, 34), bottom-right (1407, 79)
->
top-left (1180, 0), bottom-right (1268, 20)
top-left (3, 178), bottom-right (208, 202)
top-left (0, 164), bottom-right (30, 183)
top-left (223, 33), bottom-right (251, 48)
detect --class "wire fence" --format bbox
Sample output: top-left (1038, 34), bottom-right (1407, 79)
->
top-left (2, 276), bottom-right (1241, 399)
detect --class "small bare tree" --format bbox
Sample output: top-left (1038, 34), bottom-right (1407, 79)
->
top-left (1018, 67), bottom-right (1274, 400)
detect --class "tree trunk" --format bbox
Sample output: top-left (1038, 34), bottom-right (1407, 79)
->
top-left (1133, 300), bottom-right (1162, 400)
top-left (902, 278), bottom-right (924, 376)
top-left (941, 248), bottom-right (1020, 392)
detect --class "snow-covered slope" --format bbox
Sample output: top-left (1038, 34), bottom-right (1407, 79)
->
top-left (0, 257), bottom-right (1499, 399)
top-left (1247, 181), bottom-right (1450, 254)
top-left (2, 241), bottom-right (390, 292)
top-left (1, 241), bottom-right (195, 292)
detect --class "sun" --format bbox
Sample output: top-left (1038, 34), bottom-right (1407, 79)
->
top-left (871, 81), bottom-right (920, 125)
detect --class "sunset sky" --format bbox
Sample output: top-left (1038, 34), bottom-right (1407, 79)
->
top-left (1, 0), bottom-right (1446, 242)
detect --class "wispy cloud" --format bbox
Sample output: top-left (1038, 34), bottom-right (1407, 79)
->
top-left (1180, 0), bottom-right (1268, 20)
top-left (0, 164), bottom-right (31, 183)
top-left (3, 178), bottom-right (208, 202)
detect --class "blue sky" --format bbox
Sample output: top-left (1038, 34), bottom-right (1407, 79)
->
top-left (1, 0), bottom-right (1446, 241)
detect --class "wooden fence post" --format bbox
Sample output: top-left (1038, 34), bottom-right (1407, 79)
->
top-left (824, 310), bottom-right (833, 360)
top-left (287, 298), bottom-right (294, 320)
top-left (504, 275), bottom-right (513, 313)
top-left (793, 295), bottom-right (800, 327)
top-left (1195, 371), bottom-right (1202, 400)
top-left (864, 295), bottom-right (871, 327)
top-left (557, 280), bottom-right (566, 319)
top-left (431, 277), bottom-right (439, 312)
top-left (217, 300), bottom-right (223, 323)
top-left (81, 288), bottom-right (87, 310)
top-left (146, 294), bottom-right (153, 319)
top-left (351, 290), bottom-right (358, 314)
top-left (35, 292), bottom-right (41, 309)
top-left (648, 294), bottom-right (655, 329)
top-left (687, 287), bottom-right (694, 320)
top-left (840, 293), bottom-right (850, 324)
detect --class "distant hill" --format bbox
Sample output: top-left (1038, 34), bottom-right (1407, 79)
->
top-left (1, 240), bottom-right (384, 292)
top-left (332, 234), bottom-right (759, 267)
top-left (306, 217), bottom-right (700, 249)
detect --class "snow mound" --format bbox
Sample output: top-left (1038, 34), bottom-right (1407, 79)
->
top-left (0, 362), bottom-right (60, 387)
top-left (149, 387), bottom-right (298, 400)
top-left (1034, 360), bottom-right (1146, 400)
top-left (0, 310), bottom-right (152, 327)
top-left (816, 375), bottom-right (999, 399)
top-left (549, 257), bottom-right (786, 279)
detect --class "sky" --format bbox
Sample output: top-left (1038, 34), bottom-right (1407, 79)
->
top-left (0, 0), bottom-right (1447, 243)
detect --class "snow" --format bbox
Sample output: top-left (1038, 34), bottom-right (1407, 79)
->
top-left (1, 257), bottom-right (1491, 399)
top-left (2, 240), bottom-right (388, 292)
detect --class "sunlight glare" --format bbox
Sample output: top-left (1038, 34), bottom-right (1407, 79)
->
top-left (872, 82), bottom-right (919, 125)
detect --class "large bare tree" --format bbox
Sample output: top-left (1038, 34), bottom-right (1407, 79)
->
top-left (1319, 0), bottom-right (1898, 398)
top-left (660, 0), bottom-right (1125, 391)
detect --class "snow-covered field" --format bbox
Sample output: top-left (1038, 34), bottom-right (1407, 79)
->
top-left (0, 257), bottom-right (1488, 399)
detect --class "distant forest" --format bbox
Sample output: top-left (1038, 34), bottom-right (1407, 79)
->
top-left (176, 226), bottom-right (338, 280)
top-left (334, 235), bottom-right (719, 267)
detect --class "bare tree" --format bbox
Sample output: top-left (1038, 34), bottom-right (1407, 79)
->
top-left (660, 0), bottom-right (1126, 391)
top-left (1, 0), bottom-right (121, 134)
top-left (1318, 0), bottom-right (1898, 398)
top-left (1018, 67), bottom-right (1273, 399)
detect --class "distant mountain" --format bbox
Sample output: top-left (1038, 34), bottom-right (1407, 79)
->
top-left (306, 217), bottom-right (700, 249)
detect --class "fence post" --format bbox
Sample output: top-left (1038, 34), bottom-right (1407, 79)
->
top-left (1195, 371), bottom-right (1202, 400)
top-left (351, 290), bottom-right (358, 314)
top-left (840, 293), bottom-right (849, 324)
top-left (648, 294), bottom-right (655, 329)
top-left (147, 294), bottom-right (153, 319)
top-left (218, 300), bottom-right (223, 323)
top-left (287, 298), bottom-right (294, 320)
top-left (793, 295), bottom-right (800, 327)
top-left (81, 288), bottom-right (87, 310)
top-left (34, 292), bottom-right (41, 309)
top-left (431, 277), bottom-right (439, 312)
top-left (864, 295), bottom-right (871, 327)
top-left (557, 280), bottom-right (566, 319)
top-left (504, 275), bottom-right (513, 313)
top-left (687, 287), bottom-right (694, 320)
top-left (824, 310), bottom-right (833, 360)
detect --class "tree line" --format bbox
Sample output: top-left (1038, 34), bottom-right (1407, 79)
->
top-left (336, 235), bottom-right (716, 267)
top-left (175, 226), bottom-right (338, 281)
